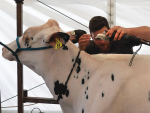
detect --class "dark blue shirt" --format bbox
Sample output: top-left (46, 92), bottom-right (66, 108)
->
top-left (85, 40), bottom-right (134, 54)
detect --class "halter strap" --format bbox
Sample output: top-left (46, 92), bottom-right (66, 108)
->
top-left (1, 37), bottom-right (53, 63)
top-left (15, 37), bottom-right (53, 53)
top-left (0, 41), bottom-right (21, 63)
top-left (57, 50), bottom-right (81, 102)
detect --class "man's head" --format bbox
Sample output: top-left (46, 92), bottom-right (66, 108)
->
top-left (89, 16), bottom-right (110, 33)
top-left (89, 16), bottom-right (111, 51)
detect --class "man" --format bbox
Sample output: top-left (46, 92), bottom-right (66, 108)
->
top-left (78, 16), bottom-right (136, 54)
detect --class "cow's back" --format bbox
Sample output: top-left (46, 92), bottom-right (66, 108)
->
top-left (84, 54), bottom-right (150, 113)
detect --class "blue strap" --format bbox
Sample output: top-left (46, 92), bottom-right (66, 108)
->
top-left (0, 37), bottom-right (53, 63)
top-left (17, 46), bottom-right (53, 51)
top-left (16, 36), bottom-right (20, 48)
top-left (0, 41), bottom-right (21, 63)
top-left (15, 37), bottom-right (53, 53)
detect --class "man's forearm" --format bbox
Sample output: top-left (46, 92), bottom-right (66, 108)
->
top-left (128, 26), bottom-right (150, 41)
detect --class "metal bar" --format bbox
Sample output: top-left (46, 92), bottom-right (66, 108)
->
top-left (0, 90), bottom-right (1, 113)
top-left (14, 0), bottom-right (24, 113)
top-left (24, 97), bottom-right (59, 104)
top-left (107, 0), bottom-right (116, 27)
top-left (110, 0), bottom-right (112, 27)
top-left (23, 90), bottom-right (28, 98)
top-left (23, 90), bottom-right (59, 104)
top-left (13, 1), bottom-right (59, 113)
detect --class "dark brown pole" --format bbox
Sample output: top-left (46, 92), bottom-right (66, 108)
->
top-left (14, 0), bottom-right (24, 113)
top-left (0, 90), bottom-right (1, 113)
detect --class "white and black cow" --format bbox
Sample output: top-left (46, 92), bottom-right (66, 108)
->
top-left (2, 19), bottom-right (150, 113)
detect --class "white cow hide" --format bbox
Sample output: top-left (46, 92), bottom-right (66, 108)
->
top-left (2, 19), bottom-right (150, 113)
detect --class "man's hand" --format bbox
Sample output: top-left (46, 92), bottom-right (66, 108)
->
top-left (106, 26), bottom-right (130, 41)
top-left (78, 34), bottom-right (91, 50)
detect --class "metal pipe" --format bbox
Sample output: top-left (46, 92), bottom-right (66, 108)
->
top-left (14, 0), bottom-right (24, 113)
top-left (107, 0), bottom-right (116, 27)
top-left (0, 90), bottom-right (1, 113)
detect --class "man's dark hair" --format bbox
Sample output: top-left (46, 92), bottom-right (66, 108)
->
top-left (89, 16), bottom-right (110, 33)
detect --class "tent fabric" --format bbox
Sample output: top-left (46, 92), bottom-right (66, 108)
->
top-left (0, 0), bottom-right (150, 112)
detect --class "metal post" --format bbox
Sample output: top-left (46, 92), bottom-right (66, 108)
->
top-left (0, 90), bottom-right (1, 113)
top-left (14, 0), bottom-right (24, 113)
top-left (107, 0), bottom-right (116, 28)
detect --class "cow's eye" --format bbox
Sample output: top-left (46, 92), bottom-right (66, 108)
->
top-left (26, 38), bottom-right (29, 41)
top-left (31, 37), bottom-right (33, 40)
top-left (25, 38), bottom-right (30, 47)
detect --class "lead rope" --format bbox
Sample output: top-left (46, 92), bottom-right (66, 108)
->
top-left (57, 51), bottom-right (81, 102)
top-left (0, 41), bottom-right (21, 63)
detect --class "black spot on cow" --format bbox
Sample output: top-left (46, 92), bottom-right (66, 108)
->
top-left (72, 59), bottom-right (74, 62)
top-left (149, 91), bottom-right (150, 101)
top-left (77, 58), bottom-right (81, 65)
top-left (76, 65), bottom-right (81, 73)
top-left (85, 87), bottom-right (88, 94)
top-left (66, 90), bottom-right (69, 97)
top-left (102, 92), bottom-right (105, 97)
top-left (82, 78), bottom-right (85, 84)
top-left (25, 38), bottom-right (30, 47)
top-left (84, 86), bottom-right (89, 100)
top-left (54, 80), bottom-right (69, 99)
top-left (111, 74), bottom-right (114, 81)
top-left (86, 71), bottom-right (90, 79)
top-left (75, 58), bottom-right (81, 74)
top-left (86, 95), bottom-right (88, 99)
top-left (73, 75), bottom-right (79, 79)
top-left (82, 109), bottom-right (84, 113)
top-left (87, 87), bottom-right (88, 90)
top-left (31, 37), bottom-right (33, 40)
top-left (63, 45), bottom-right (68, 50)
top-left (87, 76), bottom-right (89, 80)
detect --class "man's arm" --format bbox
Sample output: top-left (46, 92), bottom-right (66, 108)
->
top-left (66, 31), bottom-right (91, 50)
top-left (106, 26), bottom-right (150, 41)
top-left (78, 34), bottom-right (91, 50)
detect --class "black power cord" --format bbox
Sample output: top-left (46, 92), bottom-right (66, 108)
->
top-left (1, 83), bottom-right (45, 103)
top-left (37, 0), bottom-right (89, 28)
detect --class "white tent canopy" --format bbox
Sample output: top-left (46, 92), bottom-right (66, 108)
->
top-left (0, 0), bottom-right (150, 112)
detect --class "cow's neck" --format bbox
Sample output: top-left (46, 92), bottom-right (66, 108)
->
top-left (24, 41), bottom-right (82, 93)
top-left (24, 41), bottom-right (99, 112)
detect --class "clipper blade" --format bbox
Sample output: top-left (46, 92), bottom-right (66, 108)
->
top-left (95, 33), bottom-right (110, 41)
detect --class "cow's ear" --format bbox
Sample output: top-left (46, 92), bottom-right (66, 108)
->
top-left (44, 32), bottom-right (70, 49)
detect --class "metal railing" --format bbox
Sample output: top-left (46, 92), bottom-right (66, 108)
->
top-left (0, 90), bottom-right (1, 113)
top-left (14, 1), bottom-right (59, 113)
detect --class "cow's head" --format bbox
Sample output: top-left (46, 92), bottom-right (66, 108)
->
top-left (2, 19), bottom-right (70, 65)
